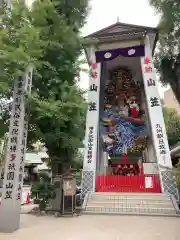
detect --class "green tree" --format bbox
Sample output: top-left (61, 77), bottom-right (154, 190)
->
top-left (72, 150), bottom-right (84, 170)
top-left (28, 0), bottom-right (88, 174)
top-left (0, 133), bottom-right (8, 170)
top-left (149, 0), bottom-right (180, 103)
top-left (0, 0), bottom-right (89, 174)
top-left (0, 0), bottom-right (43, 93)
top-left (163, 107), bottom-right (180, 147)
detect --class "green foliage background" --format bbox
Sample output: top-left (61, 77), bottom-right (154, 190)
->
top-left (149, 0), bottom-right (180, 103)
top-left (0, 0), bottom-right (89, 174)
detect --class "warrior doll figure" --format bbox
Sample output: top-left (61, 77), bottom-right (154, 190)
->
top-left (127, 97), bottom-right (140, 118)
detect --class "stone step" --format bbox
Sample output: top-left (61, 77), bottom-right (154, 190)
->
top-left (92, 192), bottom-right (166, 196)
top-left (89, 197), bottom-right (171, 203)
top-left (88, 198), bottom-right (171, 204)
top-left (90, 193), bottom-right (170, 201)
top-left (89, 196), bottom-right (171, 201)
top-left (83, 192), bottom-right (178, 217)
top-left (85, 206), bottom-right (177, 215)
top-left (87, 201), bottom-right (174, 209)
top-left (84, 208), bottom-right (178, 217)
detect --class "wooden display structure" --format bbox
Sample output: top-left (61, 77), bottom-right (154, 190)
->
top-left (62, 173), bottom-right (76, 216)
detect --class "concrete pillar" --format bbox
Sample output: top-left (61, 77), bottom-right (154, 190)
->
top-left (140, 35), bottom-right (179, 200)
top-left (146, 141), bottom-right (156, 163)
top-left (81, 48), bottom-right (101, 197)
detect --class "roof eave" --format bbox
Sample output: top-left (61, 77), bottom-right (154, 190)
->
top-left (84, 22), bottom-right (158, 39)
top-left (83, 31), bottom-right (158, 57)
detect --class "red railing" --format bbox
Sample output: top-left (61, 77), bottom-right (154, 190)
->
top-left (96, 175), bottom-right (161, 193)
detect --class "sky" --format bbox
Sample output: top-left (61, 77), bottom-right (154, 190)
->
top-left (27, 0), bottom-right (166, 96)
top-left (82, 0), bottom-right (159, 36)
top-left (79, 0), bottom-right (167, 97)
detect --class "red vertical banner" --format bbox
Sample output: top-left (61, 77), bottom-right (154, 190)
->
top-left (90, 62), bottom-right (98, 79)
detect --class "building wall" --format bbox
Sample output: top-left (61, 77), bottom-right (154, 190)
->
top-left (164, 88), bottom-right (180, 113)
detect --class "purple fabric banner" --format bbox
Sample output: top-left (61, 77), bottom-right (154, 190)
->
top-left (95, 45), bottom-right (145, 63)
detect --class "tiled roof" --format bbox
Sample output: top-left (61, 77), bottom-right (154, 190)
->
top-left (25, 153), bottom-right (43, 165)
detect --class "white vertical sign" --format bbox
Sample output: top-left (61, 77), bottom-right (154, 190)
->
top-left (15, 67), bottom-right (33, 211)
top-left (140, 35), bottom-right (172, 169)
top-left (0, 68), bottom-right (32, 233)
top-left (145, 177), bottom-right (153, 188)
top-left (0, 76), bottom-right (25, 232)
top-left (83, 48), bottom-right (101, 173)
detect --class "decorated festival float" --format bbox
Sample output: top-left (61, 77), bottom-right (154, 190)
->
top-left (101, 66), bottom-right (148, 176)
top-left (81, 21), bottom-right (179, 199)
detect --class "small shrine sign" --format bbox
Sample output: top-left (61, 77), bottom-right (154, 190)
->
top-left (63, 176), bottom-right (76, 196)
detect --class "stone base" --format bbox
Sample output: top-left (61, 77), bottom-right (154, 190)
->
top-left (0, 208), bottom-right (20, 233)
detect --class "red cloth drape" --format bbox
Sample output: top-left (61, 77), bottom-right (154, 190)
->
top-left (122, 153), bottom-right (128, 164)
top-left (131, 107), bottom-right (139, 118)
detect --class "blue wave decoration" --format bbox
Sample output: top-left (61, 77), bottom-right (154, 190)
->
top-left (101, 109), bottom-right (147, 155)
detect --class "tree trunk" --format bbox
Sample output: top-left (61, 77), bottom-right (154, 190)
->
top-left (51, 158), bottom-right (70, 177)
top-left (171, 83), bottom-right (180, 102)
top-left (51, 161), bottom-right (63, 177)
top-left (171, 56), bottom-right (180, 104)
top-left (49, 148), bottom-right (74, 178)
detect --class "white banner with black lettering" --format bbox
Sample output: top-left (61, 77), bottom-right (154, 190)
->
top-left (140, 35), bottom-right (172, 168)
top-left (83, 48), bottom-right (101, 171)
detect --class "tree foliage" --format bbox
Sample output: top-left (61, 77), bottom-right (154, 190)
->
top-left (0, 0), bottom-right (43, 93)
top-left (149, 0), bottom-right (180, 103)
top-left (71, 150), bottom-right (84, 170)
top-left (163, 107), bottom-right (180, 147)
top-left (0, 0), bottom-right (89, 174)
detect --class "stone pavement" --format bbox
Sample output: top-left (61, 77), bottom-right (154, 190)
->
top-left (0, 213), bottom-right (180, 240)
